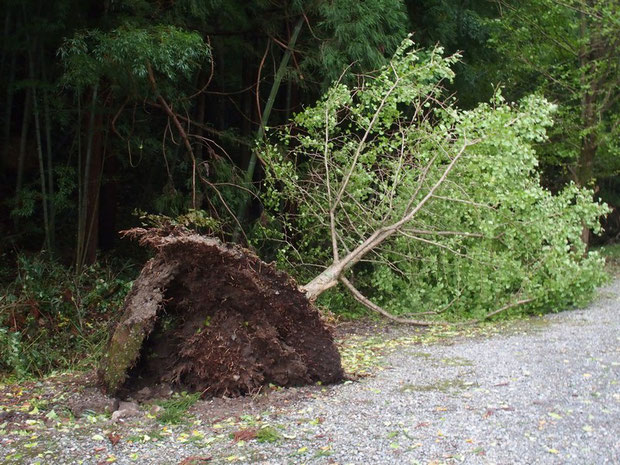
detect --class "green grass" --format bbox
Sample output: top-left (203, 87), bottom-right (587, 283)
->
top-left (255, 425), bottom-right (281, 443)
top-left (155, 392), bottom-right (201, 424)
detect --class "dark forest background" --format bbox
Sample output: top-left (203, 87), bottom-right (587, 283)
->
top-left (0, 0), bottom-right (618, 376)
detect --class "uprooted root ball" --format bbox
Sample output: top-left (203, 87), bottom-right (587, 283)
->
top-left (98, 228), bottom-right (343, 398)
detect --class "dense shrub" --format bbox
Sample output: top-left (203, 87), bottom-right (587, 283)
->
top-left (0, 256), bottom-right (134, 377)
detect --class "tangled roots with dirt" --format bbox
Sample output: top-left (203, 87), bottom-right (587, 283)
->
top-left (98, 228), bottom-right (343, 398)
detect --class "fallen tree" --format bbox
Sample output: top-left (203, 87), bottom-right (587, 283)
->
top-left (99, 38), bottom-right (608, 398)
top-left (258, 37), bottom-right (609, 323)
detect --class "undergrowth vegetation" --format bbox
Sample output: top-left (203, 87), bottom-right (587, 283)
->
top-left (598, 243), bottom-right (620, 276)
top-left (0, 256), bottom-right (135, 378)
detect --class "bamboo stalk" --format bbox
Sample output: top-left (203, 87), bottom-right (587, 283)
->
top-left (31, 80), bottom-right (51, 251)
top-left (232, 17), bottom-right (305, 241)
top-left (76, 91), bottom-right (83, 269)
top-left (28, 46), bottom-right (52, 251)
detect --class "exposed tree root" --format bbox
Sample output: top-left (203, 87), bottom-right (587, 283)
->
top-left (98, 227), bottom-right (343, 398)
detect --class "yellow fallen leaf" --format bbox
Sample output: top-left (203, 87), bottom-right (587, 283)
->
top-left (548, 448), bottom-right (559, 454)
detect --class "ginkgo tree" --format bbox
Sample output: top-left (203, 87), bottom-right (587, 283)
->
top-left (256, 38), bottom-right (608, 323)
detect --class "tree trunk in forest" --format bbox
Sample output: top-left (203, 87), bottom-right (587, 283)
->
top-left (84, 110), bottom-right (104, 265)
top-left (29, 46), bottom-right (53, 252)
top-left (77, 86), bottom-right (104, 270)
top-left (42, 55), bottom-right (55, 249)
top-left (32, 82), bottom-right (51, 252)
top-left (576, 9), bottom-right (599, 247)
top-left (577, 125), bottom-right (597, 246)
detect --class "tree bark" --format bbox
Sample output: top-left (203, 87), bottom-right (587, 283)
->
top-left (576, 7), bottom-right (599, 246)
top-left (84, 109), bottom-right (104, 265)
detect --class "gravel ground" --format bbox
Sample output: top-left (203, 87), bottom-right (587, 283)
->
top-left (2, 280), bottom-right (619, 465)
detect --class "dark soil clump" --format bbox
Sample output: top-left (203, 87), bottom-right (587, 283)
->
top-left (98, 228), bottom-right (343, 398)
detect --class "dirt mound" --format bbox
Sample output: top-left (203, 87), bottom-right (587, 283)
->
top-left (98, 228), bottom-right (343, 398)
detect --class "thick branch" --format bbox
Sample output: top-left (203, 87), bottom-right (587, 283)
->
top-left (301, 139), bottom-right (479, 300)
top-left (340, 276), bottom-right (445, 326)
top-left (340, 139), bottom-right (478, 270)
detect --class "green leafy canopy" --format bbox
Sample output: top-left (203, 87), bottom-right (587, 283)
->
top-left (256, 37), bottom-right (609, 320)
top-left (60, 25), bottom-right (211, 89)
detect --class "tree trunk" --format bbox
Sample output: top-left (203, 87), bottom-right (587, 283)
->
top-left (77, 85), bottom-right (103, 270)
top-left (302, 262), bottom-right (346, 301)
top-left (32, 83), bottom-right (51, 251)
top-left (84, 109), bottom-right (104, 265)
top-left (15, 88), bottom-right (32, 205)
top-left (29, 47), bottom-right (52, 252)
top-left (576, 8), bottom-right (599, 247)
top-left (42, 54), bottom-right (55, 250)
